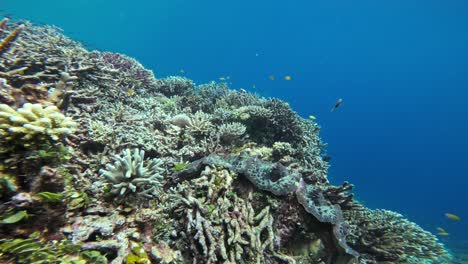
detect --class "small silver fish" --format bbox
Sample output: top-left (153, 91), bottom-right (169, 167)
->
top-left (331, 98), bottom-right (343, 112)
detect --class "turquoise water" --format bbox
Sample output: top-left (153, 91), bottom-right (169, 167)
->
top-left (3, 0), bottom-right (468, 256)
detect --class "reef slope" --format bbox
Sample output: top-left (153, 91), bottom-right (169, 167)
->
top-left (0, 19), bottom-right (452, 264)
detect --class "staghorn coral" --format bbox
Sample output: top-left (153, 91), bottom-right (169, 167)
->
top-left (0, 22), bottom-right (24, 57)
top-left (344, 205), bottom-right (452, 263)
top-left (188, 111), bottom-right (213, 137)
top-left (153, 76), bottom-right (195, 97)
top-left (235, 105), bottom-right (272, 121)
top-left (189, 81), bottom-right (231, 112)
top-left (93, 52), bottom-right (157, 92)
top-left (218, 122), bottom-right (246, 144)
top-left (0, 18), bottom-right (9, 29)
top-left (0, 103), bottom-right (76, 145)
top-left (264, 98), bottom-right (305, 147)
top-left (272, 141), bottom-right (295, 161)
top-left (99, 148), bottom-right (165, 200)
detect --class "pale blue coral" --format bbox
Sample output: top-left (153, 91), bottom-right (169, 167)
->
top-left (99, 148), bottom-right (165, 199)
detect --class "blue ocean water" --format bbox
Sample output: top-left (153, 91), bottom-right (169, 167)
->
top-left (4, 0), bottom-right (467, 253)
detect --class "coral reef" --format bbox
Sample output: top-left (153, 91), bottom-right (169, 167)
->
top-left (0, 18), bottom-right (453, 264)
top-left (171, 165), bottom-right (283, 263)
top-left (0, 103), bottom-right (76, 145)
top-left (344, 205), bottom-right (452, 263)
top-left (0, 20), bottom-right (24, 56)
top-left (99, 148), bottom-right (164, 200)
top-left (235, 154), bottom-right (301, 196)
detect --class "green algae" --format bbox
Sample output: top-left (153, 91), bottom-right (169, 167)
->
top-left (0, 210), bottom-right (28, 224)
top-left (0, 232), bottom-right (107, 264)
top-left (172, 161), bottom-right (188, 172)
top-left (35, 191), bottom-right (64, 203)
top-left (125, 243), bottom-right (151, 264)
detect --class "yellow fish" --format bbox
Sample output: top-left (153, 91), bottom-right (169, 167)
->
top-left (309, 115), bottom-right (316, 120)
top-left (269, 75), bottom-right (275, 81)
top-left (436, 227), bottom-right (447, 233)
top-left (284, 75), bottom-right (292, 81)
top-left (445, 213), bottom-right (461, 221)
top-left (437, 232), bottom-right (449, 236)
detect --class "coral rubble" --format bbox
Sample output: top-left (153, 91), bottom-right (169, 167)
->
top-left (0, 18), bottom-right (453, 264)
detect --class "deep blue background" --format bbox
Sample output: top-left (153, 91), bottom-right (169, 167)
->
top-left (3, 0), bottom-right (467, 246)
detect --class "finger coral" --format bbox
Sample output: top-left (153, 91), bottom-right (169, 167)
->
top-left (0, 103), bottom-right (76, 144)
top-left (99, 148), bottom-right (165, 200)
top-left (172, 166), bottom-right (281, 264)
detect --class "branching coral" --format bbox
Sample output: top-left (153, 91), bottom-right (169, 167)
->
top-left (92, 52), bottom-right (157, 95)
top-left (0, 103), bottom-right (76, 144)
top-left (272, 141), bottom-right (295, 160)
top-left (154, 76), bottom-right (195, 97)
top-left (264, 99), bottom-right (305, 147)
top-left (344, 205), bottom-right (452, 263)
top-left (0, 22), bottom-right (24, 56)
top-left (188, 111), bottom-right (213, 137)
top-left (172, 165), bottom-right (279, 264)
top-left (99, 148), bottom-right (165, 199)
top-left (218, 122), bottom-right (246, 144)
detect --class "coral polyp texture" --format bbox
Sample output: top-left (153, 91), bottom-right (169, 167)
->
top-left (99, 148), bottom-right (164, 199)
top-left (0, 103), bottom-right (76, 143)
top-left (0, 18), bottom-right (453, 264)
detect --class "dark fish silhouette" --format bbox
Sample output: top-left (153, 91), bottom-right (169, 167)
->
top-left (322, 156), bottom-right (332, 162)
top-left (331, 98), bottom-right (343, 112)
